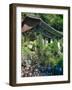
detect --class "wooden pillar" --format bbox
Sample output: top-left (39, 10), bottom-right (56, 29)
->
top-left (51, 39), bottom-right (53, 43)
top-left (58, 42), bottom-right (60, 50)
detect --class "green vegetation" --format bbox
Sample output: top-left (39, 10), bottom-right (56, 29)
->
top-left (21, 13), bottom-right (63, 76)
top-left (21, 32), bottom-right (63, 68)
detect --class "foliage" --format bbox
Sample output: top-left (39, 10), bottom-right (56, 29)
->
top-left (21, 33), bottom-right (63, 67)
top-left (39, 14), bottom-right (63, 32)
top-left (21, 13), bottom-right (63, 75)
